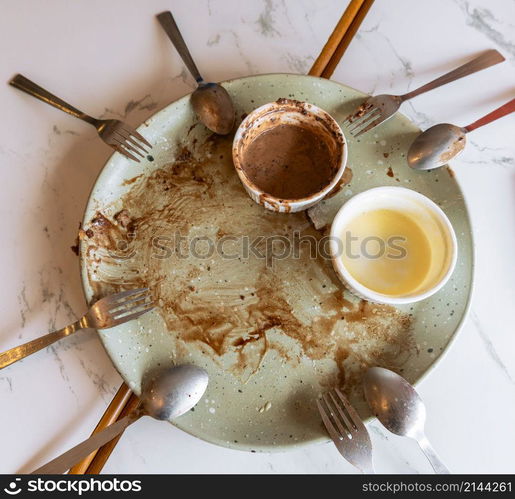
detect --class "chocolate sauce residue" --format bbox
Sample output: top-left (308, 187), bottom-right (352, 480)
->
top-left (83, 134), bottom-right (415, 387)
top-left (325, 167), bottom-right (353, 199)
top-left (241, 124), bottom-right (335, 199)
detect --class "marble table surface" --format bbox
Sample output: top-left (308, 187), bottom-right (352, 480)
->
top-left (1, 0), bottom-right (514, 474)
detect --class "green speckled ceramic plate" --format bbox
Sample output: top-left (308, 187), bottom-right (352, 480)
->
top-left (80, 74), bottom-right (473, 451)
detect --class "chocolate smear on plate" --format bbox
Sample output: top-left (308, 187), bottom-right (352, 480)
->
top-left (83, 134), bottom-right (415, 389)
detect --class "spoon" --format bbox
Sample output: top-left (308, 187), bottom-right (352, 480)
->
top-left (157, 11), bottom-right (235, 135)
top-left (363, 367), bottom-right (450, 474)
top-left (33, 365), bottom-right (208, 474)
top-left (408, 97), bottom-right (515, 170)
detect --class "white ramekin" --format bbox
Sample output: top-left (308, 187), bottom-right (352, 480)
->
top-left (232, 99), bottom-right (347, 213)
top-left (329, 186), bottom-right (458, 305)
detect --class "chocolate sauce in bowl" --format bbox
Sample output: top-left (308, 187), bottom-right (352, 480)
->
top-left (241, 124), bottom-right (335, 199)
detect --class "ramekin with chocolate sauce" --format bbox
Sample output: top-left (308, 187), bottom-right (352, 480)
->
top-left (232, 99), bottom-right (347, 213)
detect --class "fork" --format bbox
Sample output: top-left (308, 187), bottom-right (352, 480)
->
top-left (317, 387), bottom-right (374, 473)
top-left (0, 288), bottom-right (154, 370)
top-left (9, 74), bottom-right (152, 162)
top-left (345, 49), bottom-right (505, 137)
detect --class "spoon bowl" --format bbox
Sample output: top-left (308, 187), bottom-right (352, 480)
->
top-left (363, 367), bottom-right (426, 438)
top-left (141, 364), bottom-right (209, 421)
top-left (363, 366), bottom-right (450, 474)
top-left (191, 82), bottom-right (235, 135)
top-left (407, 123), bottom-right (467, 171)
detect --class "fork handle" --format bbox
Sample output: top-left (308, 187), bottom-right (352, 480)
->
top-left (9, 74), bottom-right (96, 124)
top-left (0, 320), bottom-right (82, 370)
top-left (400, 49), bottom-right (505, 101)
top-left (157, 11), bottom-right (204, 84)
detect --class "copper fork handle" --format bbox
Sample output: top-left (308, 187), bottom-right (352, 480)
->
top-left (0, 320), bottom-right (82, 369)
top-left (9, 74), bottom-right (96, 124)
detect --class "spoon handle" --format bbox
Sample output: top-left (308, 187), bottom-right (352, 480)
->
top-left (464, 97), bottom-right (515, 132)
top-left (417, 436), bottom-right (450, 474)
top-left (157, 11), bottom-right (203, 84)
top-left (32, 413), bottom-right (140, 474)
top-left (401, 49), bottom-right (505, 101)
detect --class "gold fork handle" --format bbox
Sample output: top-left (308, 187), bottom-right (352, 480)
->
top-left (401, 49), bottom-right (505, 101)
top-left (0, 320), bottom-right (82, 370)
top-left (9, 74), bottom-right (96, 125)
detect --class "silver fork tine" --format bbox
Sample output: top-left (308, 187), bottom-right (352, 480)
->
top-left (107, 288), bottom-right (150, 302)
top-left (111, 297), bottom-right (154, 316)
top-left (120, 133), bottom-right (150, 155)
top-left (353, 115), bottom-right (387, 138)
top-left (113, 133), bottom-right (146, 158)
top-left (344, 100), bottom-right (372, 124)
top-left (111, 305), bottom-right (155, 324)
top-left (335, 388), bottom-right (364, 429)
top-left (114, 128), bottom-right (150, 153)
top-left (324, 393), bottom-right (351, 437)
top-left (328, 391), bottom-right (355, 432)
top-left (112, 301), bottom-right (154, 319)
top-left (349, 109), bottom-right (381, 134)
top-left (114, 144), bottom-right (140, 162)
top-left (108, 293), bottom-right (153, 313)
top-left (118, 124), bottom-right (152, 148)
top-left (317, 399), bottom-right (343, 441)
top-left (128, 128), bottom-right (153, 149)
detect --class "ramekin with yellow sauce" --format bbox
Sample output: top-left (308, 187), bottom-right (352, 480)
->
top-left (329, 187), bottom-right (457, 305)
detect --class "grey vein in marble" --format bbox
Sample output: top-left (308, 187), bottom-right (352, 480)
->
top-left (467, 140), bottom-right (515, 168)
top-left (356, 24), bottom-right (415, 95)
top-left (405, 101), bottom-right (435, 129)
top-left (168, 67), bottom-right (190, 87)
top-left (470, 311), bottom-right (515, 385)
top-left (282, 52), bottom-right (312, 74)
top-left (52, 125), bottom-right (79, 136)
top-left (78, 358), bottom-right (111, 402)
top-left (207, 33), bottom-right (221, 46)
top-left (228, 31), bottom-right (259, 74)
top-left (0, 376), bottom-right (13, 392)
top-left (124, 94), bottom-right (158, 115)
top-left (457, 0), bottom-right (515, 60)
top-left (49, 344), bottom-right (79, 402)
top-left (17, 284), bottom-right (30, 329)
top-left (256, 0), bottom-right (280, 37)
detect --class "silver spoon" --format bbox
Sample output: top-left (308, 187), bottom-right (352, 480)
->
top-left (157, 11), bottom-right (235, 135)
top-left (33, 365), bottom-right (208, 474)
top-left (408, 97), bottom-right (515, 170)
top-left (363, 367), bottom-right (450, 474)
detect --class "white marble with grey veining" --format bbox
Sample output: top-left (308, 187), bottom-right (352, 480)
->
top-left (0, 0), bottom-right (514, 474)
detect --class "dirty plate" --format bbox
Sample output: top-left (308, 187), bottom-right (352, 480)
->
top-left (80, 74), bottom-right (473, 451)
